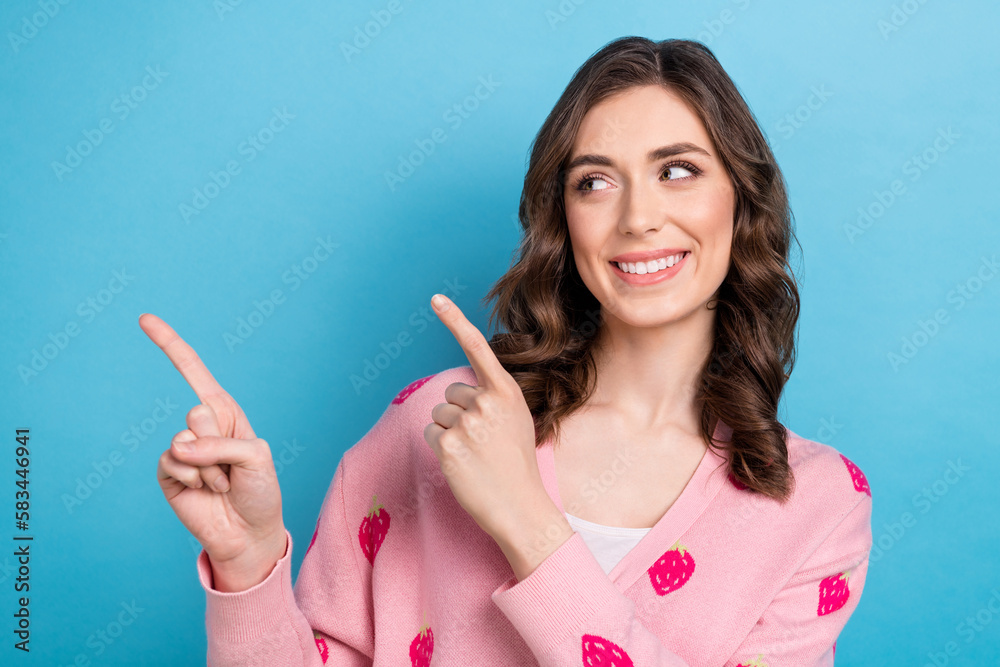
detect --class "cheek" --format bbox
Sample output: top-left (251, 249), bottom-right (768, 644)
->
top-left (697, 186), bottom-right (735, 247)
top-left (565, 207), bottom-right (603, 265)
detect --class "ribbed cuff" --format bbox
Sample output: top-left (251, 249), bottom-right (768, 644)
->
top-left (491, 531), bottom-right (623, 658)
top-left (196, 528), bottom-right (294, 643)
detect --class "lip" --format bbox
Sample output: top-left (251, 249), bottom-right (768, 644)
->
top-left (610, 251), bottom-right (689, 286)
top-left (609, 248), bottom-right (689, 263)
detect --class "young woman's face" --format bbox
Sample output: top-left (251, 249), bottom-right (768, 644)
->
top-left (563, 84), bottom-right (736, 328)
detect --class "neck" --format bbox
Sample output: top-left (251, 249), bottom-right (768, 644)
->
top-left (586, 304), bottom-right (715, 438)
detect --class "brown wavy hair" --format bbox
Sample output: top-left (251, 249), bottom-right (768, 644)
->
top-left (481, 36), bottom-right (801, 502)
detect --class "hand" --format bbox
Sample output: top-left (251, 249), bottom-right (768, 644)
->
top-left (423, 294), bottom-right (554, 548)
top-left (139, 313), bottom-right (286, 590)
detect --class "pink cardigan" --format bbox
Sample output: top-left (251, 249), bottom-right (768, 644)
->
top-left (196, 364), bottom-right (873, 666)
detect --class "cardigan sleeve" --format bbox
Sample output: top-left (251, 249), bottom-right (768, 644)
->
top-left (723, 493), bottom-right (873, 666)
top-left (197, 456), bottom-right (374, 666)
top-left (490, 492), bottom-right (873, 666)
top-left (491, 530), bottom-right (696, 666)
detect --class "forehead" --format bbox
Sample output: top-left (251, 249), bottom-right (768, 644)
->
top-left (570, 85), bottom-right (713, 157)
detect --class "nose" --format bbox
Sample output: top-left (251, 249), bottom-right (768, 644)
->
top-left (617, 178), bottom-right (663, 237)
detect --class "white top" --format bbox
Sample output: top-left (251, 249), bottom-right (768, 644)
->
top-left (564, 512), bottom-right (653, 576)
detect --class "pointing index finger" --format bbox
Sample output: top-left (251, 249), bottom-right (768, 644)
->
top-left (139, 313), bottom-right (229, 403)
top-left (430, 294), bottom-right (504, 390)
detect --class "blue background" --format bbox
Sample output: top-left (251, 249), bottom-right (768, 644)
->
top-left (2, 0), bottom-right (998, 664)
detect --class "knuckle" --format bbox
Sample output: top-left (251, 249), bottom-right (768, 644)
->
top-left (186, 404), bottom-right (211, 423)
top-left (465, 335), bottom-right (487, 356)
top-left (439, 430), bottom-right (460, 454)
top-left (253, 438), bottom-right (274, 462)
top-left (476, 392), bottom-right (497, 414)
top-left (459, 412), bottom-right (479, 431)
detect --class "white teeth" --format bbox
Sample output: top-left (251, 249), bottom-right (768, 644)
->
top-left (615, 253), bottom-right (685, 274)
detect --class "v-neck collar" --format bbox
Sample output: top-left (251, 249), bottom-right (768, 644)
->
top-left (535, 419), bottom-right (732, 593)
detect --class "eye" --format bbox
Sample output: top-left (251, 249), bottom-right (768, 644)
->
top-left (574, 173), bottom-right (611, 192)
top-left (660, 161), bottom-right (700, 181)
top-left (572, 160), bottom-right (702, 195)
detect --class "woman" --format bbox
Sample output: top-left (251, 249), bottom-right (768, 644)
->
top-left (143, 36), bottom-right (872, 666)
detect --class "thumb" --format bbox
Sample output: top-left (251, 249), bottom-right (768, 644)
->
top-left (188, 403), bottom-right (222, 439)
top-left (184, 404), bottom-right (231, 492)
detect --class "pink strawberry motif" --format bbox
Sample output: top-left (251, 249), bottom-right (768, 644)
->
top-left (314, 631), bottom-right (329, 663)
top-left (358, 494), bottom-right (391, 565)
top-left (735, 655), bottom-right (768, 667)
top-left (409, 612), bottom-right (433, 667)
top-left (647, 540), bottom-right (695, 595)
top-left (728, 471), bottom-right (748, 490)
top-left (306, 515), bottom-right (320, 556)
top-left (392, 374), bottom-right (436, 405)
top-left (581, 634), bottom-right (633, 666)
top-left (817, 570), bottom-right (852, 615)
top-left (840, 454), bottom-right (870, 497)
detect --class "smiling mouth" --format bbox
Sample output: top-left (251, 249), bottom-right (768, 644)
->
top-left (610, 251), bottom-right (689, 275)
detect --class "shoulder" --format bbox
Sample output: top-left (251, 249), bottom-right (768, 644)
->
top-left (784, 427), bottom-right (872, 504)
top-left (333, 364), bottom-right (477, 532)
top-left (779, 427), bottom-right (873, 535)
top-left (716, 427), bottom-right (874, 572)
top-left (340, 364), bottom-right (477, 468)
top-left (386, 364), bottom-right (478, 411)
top-left (719, 427), bottom-right (873, 546)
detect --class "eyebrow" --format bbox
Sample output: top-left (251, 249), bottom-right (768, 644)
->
top-left (564, 142), bottom-right (712, 174)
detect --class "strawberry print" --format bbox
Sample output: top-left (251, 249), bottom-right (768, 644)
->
top-left (817, 570), bottom-right (852, 616)
top-left (358, 494), bottom-right (391, 565)
top-left (840, 454), bottom-right (871, 497)
top-left (647, 540), bottom-right (695, 595)
top-left (736, 655), bottom-right (768, 667)
top-left (728, 470), bottom-right (748, 490)
top-left (409, 612), bottom-right (433, 667)
top-left (392, 374), bottom-right (436, 405)
top-left (581, 634), bottom-right (633, 666)
top-left (306, 515), bottom-right (320, 556)
top-left (314, 630), bottom-right (329, 663)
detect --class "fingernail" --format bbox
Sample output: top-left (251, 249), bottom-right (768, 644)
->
top-left (174, 442), bottom-right (193, 453)
top-left (213, 476), bottom-right (230, 492)
top-left (432, 294), bottom-right (450, 312)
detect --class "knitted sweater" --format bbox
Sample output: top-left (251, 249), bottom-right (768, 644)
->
top-left (195, 364), bottom-right (873, 666)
